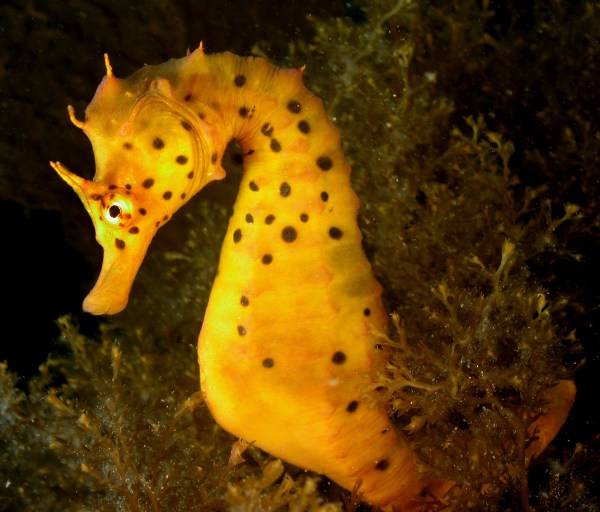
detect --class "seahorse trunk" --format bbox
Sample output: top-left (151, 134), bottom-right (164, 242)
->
top-left (189, 52), bottom-right (431, 507)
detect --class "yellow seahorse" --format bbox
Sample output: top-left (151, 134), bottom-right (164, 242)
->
top-left (51, 46), bottom-right (575, 510)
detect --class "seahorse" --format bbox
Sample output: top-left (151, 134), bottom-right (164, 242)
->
top-left (51, 46), bottom-right (575, 510)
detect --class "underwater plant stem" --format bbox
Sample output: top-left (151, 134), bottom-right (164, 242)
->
top-left (504, 407), bottom-right (530, 510)
top-left (104, 395), bottom-right (160, 512)
top-left (376, 1), bottom-right (411, 27)
top-left (479, 377), bottom-right (530, 509)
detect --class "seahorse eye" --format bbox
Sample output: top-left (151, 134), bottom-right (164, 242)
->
top-left (103, 196), bottom-right (133, 225)
top-left (108, 204), bottom-right (121, 218)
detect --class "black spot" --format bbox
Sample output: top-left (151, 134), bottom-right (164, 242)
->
top-left (179, 193), bottom-right (185, 200)
top-left (233, 229), bottom-right (242, 243)
top-left (262, 358), bottom-right (274, 368)
top-left (163, 215), bottom-right (169, 221)
top-left (346, 401), bottom-right (359, 413)
top-left (265, 214), bottom-right (275, 225)
top-left (143, 178), bottom-right (155, 188)
top-left (317, 156), bottom-right (333, 170)
top-left (364, 308), bottom-right (371, 317)
top-left (329, 227), bottom-right (343, 239)
top-left (270, 139), bottom-right (282, 152)
top-left (375, 459), bottom-right (390, 471)
top-left (115, 238), bottom-right (125, 250)
top-left (249, 181), bottom-right (259, 191)
top-left (261, 122), bottom-right (274, 137)
top-left (280, 182), bottom-right (291, 197)
top-left (234, 74), bottom-right (246, 87)
top-left (125, 184), bottom-right (132, 190)
top-left (181, 120), bottom-right (192, 131)
top-left (332, 351), bottom-right (346, 364)
top-left (287, 100), bottom-right (301, 113)
top-left (245, 213), bottom-right (254, 223)
top-left (184, 93), bottom-right (193, 102)
top-left (139, 208), bottom-right (147, 215)
top-left (281, 226), bottom-right (297, 243)
top-left (381, 427), bottom-right (389, 434)
top-left (108, 184), bottom-right (117, 190)
top-left (320, 191), bottom-right (329, 202)
top-left (262, 254), bottom-right (273, 265)
top-left (237, 325), bottom-right (246, 336)
top-left (153, 137), bottom-right (164, 149)
top-left (300, 213), bottom-right (309, 222)
top-left (123, 142), bottom-right (132, 149)
top-left (129, 226), bottom-right (139, 234)
top-left (176, 155), bottom-right (188, 165)
top-left (239, 106), bottom-right (249, 117)
top-left (163, 191), bottom-right (172, 200)
top-left (187, 171), bottom-right (194, 179)
top-left (298, 120), bottom-right (310, 133)
top-left (240, 296), bottom-right (249, 306)
top-left (211, 152), bottom-right (218, 164)
top-left (108, 205), bottom-right (120, 218)
top-left (198, 112), bottom-right (205, 120)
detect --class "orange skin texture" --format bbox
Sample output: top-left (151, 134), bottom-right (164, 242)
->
top-left (52, 48), bottom-right (575, 510)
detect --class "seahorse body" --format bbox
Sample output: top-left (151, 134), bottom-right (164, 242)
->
top-left (51, 47), bottom-right (575, 509)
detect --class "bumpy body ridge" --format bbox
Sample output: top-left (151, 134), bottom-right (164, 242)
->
top-left (51, 46), bottom-right (575, 510)
top-left (192, 52), bottom-right (428, 505)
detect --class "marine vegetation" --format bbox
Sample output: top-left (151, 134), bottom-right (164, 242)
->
top-left (1, 1), bottom-right (598, 511)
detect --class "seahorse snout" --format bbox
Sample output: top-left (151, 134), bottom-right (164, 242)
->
top-left (51, 160), bottom-right (158, 315)
top-left (82, 238), bottom-right (150, 315)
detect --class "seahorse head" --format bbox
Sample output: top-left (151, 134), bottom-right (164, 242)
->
top-left (52, 61), bottom-right (225, 314)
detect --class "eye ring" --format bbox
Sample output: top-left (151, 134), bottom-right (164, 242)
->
top-left (103, 196), bottom-right (134, 226)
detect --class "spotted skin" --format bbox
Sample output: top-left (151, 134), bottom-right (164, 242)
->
top-left (52, 48), bottom-right (575, 510)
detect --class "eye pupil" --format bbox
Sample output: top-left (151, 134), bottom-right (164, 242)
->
top-left (108, 205), bottom-right (121, 218)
